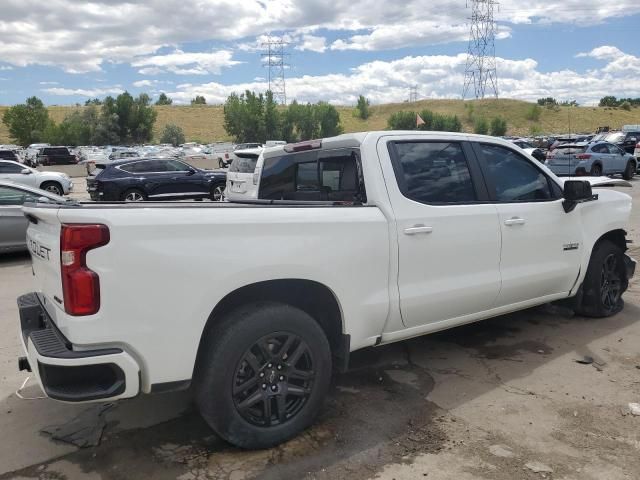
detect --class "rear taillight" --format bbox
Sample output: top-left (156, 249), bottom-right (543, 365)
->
top-left (575, 154), bottom-right (592, 160)
top-left (60, 224), bottom-right (110, 316)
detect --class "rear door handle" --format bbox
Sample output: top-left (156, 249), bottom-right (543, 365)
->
top-left (404, 225), bottom-right (433, 235)
top-left (504, 217), bottom-right (525, 226)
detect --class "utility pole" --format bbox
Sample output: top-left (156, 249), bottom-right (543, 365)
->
top-left (261, 36), bottom-right (289, 105)
top-left (462, 0), bottom-right (499, 99)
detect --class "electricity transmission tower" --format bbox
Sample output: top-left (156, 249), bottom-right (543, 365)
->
top-left (261, 36), bottom-right (289, 105)
top-left (408, 85), bottom-right (418, 103)
top-left (462, 0), bottom-right (499, 99)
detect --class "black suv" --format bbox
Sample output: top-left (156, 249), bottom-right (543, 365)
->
top-left (36, 146), bottom-right (77, 165)
top-left (605, 131), bottom-right (640, 154)
top-left (87, 157), bottom-right (227, 201)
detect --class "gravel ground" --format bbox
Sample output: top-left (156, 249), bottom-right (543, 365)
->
top-left (1, 181), bottom-right (639, 480)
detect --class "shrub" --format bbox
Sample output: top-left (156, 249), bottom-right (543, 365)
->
top-left (621, 101), bottom-right (632, 111)
top-left (387, 111), bottom-right (417, 130)
top-left (525, 104), bottom-right (542, 122)
top-left (474, 117), bottom-right (489, 135)
top-left (354, 95), bottom-right (370, 120)
top-left (490, 117), bottom-right (507, 136)
top-left (160, 124), bottom-right (186, 146)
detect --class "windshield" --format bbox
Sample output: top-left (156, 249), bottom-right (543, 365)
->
top-left (605, 132), bottom-right (625, 143)
top-left (554, 145), bottom-right (586, 155)
top-left (229, 156), bottom-right (259, 173)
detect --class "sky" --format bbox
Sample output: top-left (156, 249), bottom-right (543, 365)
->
top-left (0, 0), bottom-right (639, 106)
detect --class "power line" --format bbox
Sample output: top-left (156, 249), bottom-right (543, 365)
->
top-left (261, 36), bottom-right (289, 105)
top-left (463, 0), bottom-right (499, 99)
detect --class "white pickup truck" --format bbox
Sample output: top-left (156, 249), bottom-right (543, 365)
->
top-left (17, 131), bottom-right (635, 449)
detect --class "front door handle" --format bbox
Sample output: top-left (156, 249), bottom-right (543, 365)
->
top-left (404, 225), bottom-right (433, 235)
top-left (504, 217), bottom-right (526, 226)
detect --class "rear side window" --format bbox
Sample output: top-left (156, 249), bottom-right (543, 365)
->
top-left (229, 155), bottom-right (259, 173)
top-left (259, 149), bottom-right (365, 202)
top-left (0, 151), bottom-right (17, 160)
top-left (478, 144), bottom-right (558, 202)
top-left (390, 142), bottom-right (476, 204)
top-left (119, 161), bottom-right (153, 173)
top-left (44, 148), bottom-right (69, 155)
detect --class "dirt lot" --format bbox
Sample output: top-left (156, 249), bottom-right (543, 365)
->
top-left (1, 182), bottom-right (640, 480)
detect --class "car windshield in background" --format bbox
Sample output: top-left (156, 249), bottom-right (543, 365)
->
top-left (554, 145), bottom-right (587, 155)
top-left (229, 156), bottom-right (258, 173)
top-left (605, 132), bottom-right (625, 143)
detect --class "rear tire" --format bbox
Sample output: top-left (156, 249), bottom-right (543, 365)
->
top-left (575, 240), bottom-right (627, 317)
top-left (194, 302), bottom-right (332, 449)
top-left (121, 188), bottom-right (146, 202)
top-left (40, 181), bottom-right (63, 196)
top-left (590, 164), bottom-right (603, 176)
top-left (623, 160), bottom-right (635, 180)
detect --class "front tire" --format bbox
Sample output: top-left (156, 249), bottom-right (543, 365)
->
top-left (210, 183), bottom-right (226, 202)
top-left (194, 302), bottom-right (332, 449)
top-left (576, 240), bottom-right (628, 317)
top-left (623, 160), bottom-right (635, 180)
top-left (40, 181), bottom-right (63, 196)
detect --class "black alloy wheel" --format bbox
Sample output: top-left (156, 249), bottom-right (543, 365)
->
top-left (232, 332), bottom-right (315, 427)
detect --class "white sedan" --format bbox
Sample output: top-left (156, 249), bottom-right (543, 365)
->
top-left (0, 160), bottom-right (73, 196)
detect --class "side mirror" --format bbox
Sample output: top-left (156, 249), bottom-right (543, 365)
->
top-left (563, 180), bottom-right (596, 213)
top-left (186, 168), bottom-right (196, 175)
top-left (21, 168), bottom-right (32, 175)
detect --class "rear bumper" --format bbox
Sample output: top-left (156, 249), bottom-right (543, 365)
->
top-left (17, 293), bottom-right (140, 402)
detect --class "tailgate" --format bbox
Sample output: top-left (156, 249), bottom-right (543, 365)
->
top-left (23, 206), bottom-right (63, 312)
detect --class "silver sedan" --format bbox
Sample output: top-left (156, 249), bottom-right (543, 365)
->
top-left (0, 181), bottom-right (74, 253)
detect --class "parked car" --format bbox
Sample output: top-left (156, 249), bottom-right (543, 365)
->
top-left (509, 139), bottom-right (546, 162)
top-left (217, 143), bottom-right (264, 167)
top-left (0, 150), bottom-right (20, 161)
top-left (86, 157), bottom-right (227, 201)
top-left (604, 130), bottom-right (640, 155)
top-left (225, 148), bottom-right (264, 201)
top-left (0, 160), bottom-right (73, 195)
top-left (35, 146), bottom-right (77, 166)
top-left (0, 181), bottom-right (73, 253)
top-left (108, 149), bottom-right (139, 161)
top-left (17, 132), bottom-right (635, 449)
top-left (546, 141), bottom-right (636, 178)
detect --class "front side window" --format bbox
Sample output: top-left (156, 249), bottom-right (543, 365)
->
top-left (165, 160), bottom-right (192, 172)
top-left (479, 144), bottom-right (557, 202)
top-left (390, 142), bottom-right (476, 204)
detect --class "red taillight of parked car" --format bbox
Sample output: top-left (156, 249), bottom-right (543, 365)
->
top-left (575, 154), bottom-right (592, 160)
top-left (60, 224), bottom-right (110, 316)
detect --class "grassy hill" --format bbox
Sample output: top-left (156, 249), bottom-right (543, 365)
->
top-left (1, 99), bottom-right (639, 144)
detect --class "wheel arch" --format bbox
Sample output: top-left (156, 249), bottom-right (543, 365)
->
top-left (194, 279), bottom-right (348, 377)
top-left (593, 229), bottom-right (628, 254)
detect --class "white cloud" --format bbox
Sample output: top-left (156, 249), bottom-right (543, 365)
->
top-left (0, 0), bottom-right (638, 73)
top-left (39, 81), bottom-right (59, 85)
top-left (42, 86), bottom-right (125, 97)
top-left (133, 79), bottom-right (156, 87)
top-left (295, 34), bottom-right (327, 53)
top-left (163, 46), bottom-right (640, 106)
top-left (131, 49), bottom-right (241, 76)
top-left (0, 66), bottom-right (13, 71)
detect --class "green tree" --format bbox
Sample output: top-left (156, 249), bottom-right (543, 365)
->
top-left (160, 124), bottom-right (186, 146)
top-left (387, 111), bottom-right (417, 130)
top-left (474, 117), bottom-right (489, 135)
top-left (314, 102), bottom-right (343, 138)
top-left (490, 117), bottom-right (508, 136)
top-left (525, 104), bottom-right (542, 121)
top-left (354, 95), bottom-right (370, 120)
top-left (264, 91), bottom-right (280, 140)
top-left (155, 93), bottom-right (173, 106)
top-left (599, 96), bottom-right (619, 108)
top-left (537, 97), bottom-right (557, 107)
top-left (2, 96), bottom-right (51, 146)
top-left (84, 98), bottom-right (102, 106)
top-left (191, 95), bottom-right (207, 105)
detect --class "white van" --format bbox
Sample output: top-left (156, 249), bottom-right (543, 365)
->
top-left (225, 147), bottom-right (264, 201)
